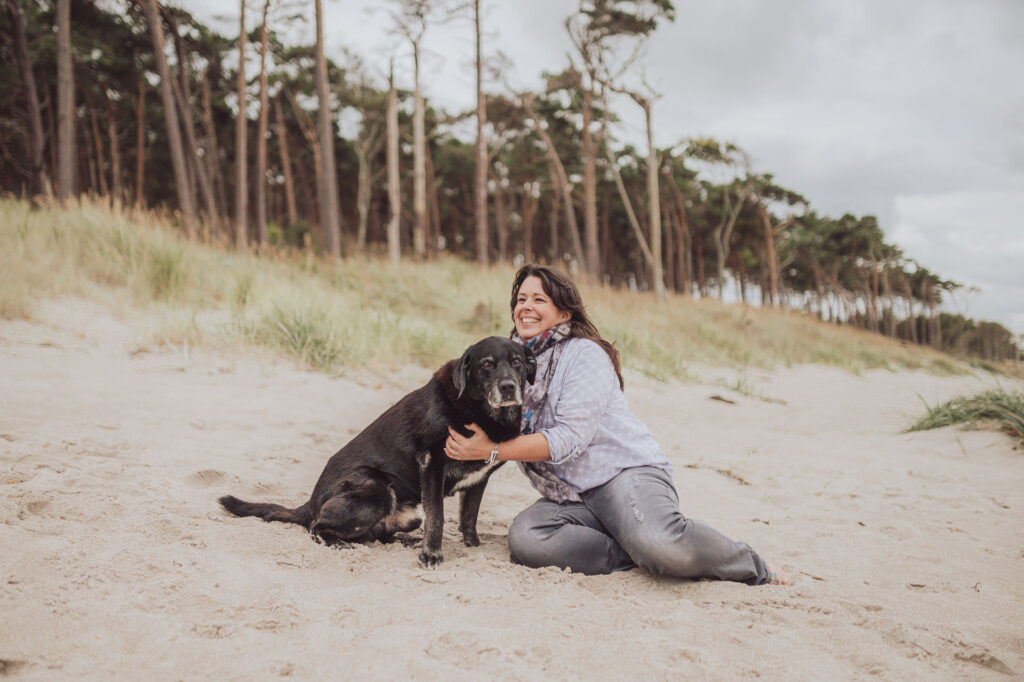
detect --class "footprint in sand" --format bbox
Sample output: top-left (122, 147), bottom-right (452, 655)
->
top-left (16, 500), bottom-right (50, 520)
top-left (186, 469), bottom-right (226, 489)
top-left (0, 660), bottom-right (28, 676)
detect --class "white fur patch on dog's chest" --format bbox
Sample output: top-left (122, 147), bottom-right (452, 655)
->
top-left (449, 460), bottom-right (502, 492)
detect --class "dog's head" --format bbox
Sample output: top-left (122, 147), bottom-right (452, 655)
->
top-left (453, 336), bottom-right (536, 423)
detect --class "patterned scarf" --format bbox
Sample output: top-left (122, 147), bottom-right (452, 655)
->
top-left (512, 322), bottom-right (582, 503)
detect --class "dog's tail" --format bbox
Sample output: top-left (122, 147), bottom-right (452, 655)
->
top-left (219, 495), bottom-right (313, 528)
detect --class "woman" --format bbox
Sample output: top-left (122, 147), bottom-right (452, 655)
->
top-left (445, 264), bottom-right (790, 585)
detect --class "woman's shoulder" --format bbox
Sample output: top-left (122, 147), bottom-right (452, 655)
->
top-left (563, 337), bottom-right (614, 370)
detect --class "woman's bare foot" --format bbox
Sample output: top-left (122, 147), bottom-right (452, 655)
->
top-left (766, 564), bottom-right (792, 585)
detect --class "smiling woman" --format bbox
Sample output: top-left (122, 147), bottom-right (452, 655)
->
top-left (445, 264), bottom-right (791, 585)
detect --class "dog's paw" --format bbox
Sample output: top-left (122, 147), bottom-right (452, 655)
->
top-left (418, 548), bottom-right (444, 569)
top-left (461, 531), bottom-right (480, 547)
top-left (311, 529), bottom-right (353, 549)
top-left (394, 534), bottom-right (422, 548)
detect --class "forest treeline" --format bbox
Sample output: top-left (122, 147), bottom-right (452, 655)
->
top-left (1, 0), bottom-right (1019, 361)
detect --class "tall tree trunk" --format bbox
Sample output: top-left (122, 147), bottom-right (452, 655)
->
top-left (810, 262), bottom-right (825, 321)
top-left (524, 95), bottom-right (584, 266)
top-left (44, 95), bottom-right (57, 188)
top-left (273, 95), bottom-right (298, 230)
top-left (353, 127), bottom-right (374, 250)
top-left (354, 121), bottom-right (384, 251)
top-left (712, 187), bottom-right (748, 301)
top-left (234, 0), bottom-right (248, 248)
top-left (412, 44), bottom-right (427, 259)
top-left (662, 185), bottom-right (676, 291)
top-left (697, 232), bottom-right (706, 297)
top-left (254, 0), bottom-right (271, 245)
top-left (881, 263), bottom-right (895, 337)
top-left (386, 61), bottom-right (401, 265)
top-left (170, 70), bottom-right (217, 227)
top-left (664, 169), bottom-right (691, 295)
top-left (56, 0), bottom-right (75, 202)
top-left (287, 89), bottom-right (322, 240)
top-left (106, 97), bottom-right (121, 200)
top-left (547, 167), bottom-right (560, 262)
top-left (600, 185), bottom-right (610, 276)
top-left (165, 10), bottom-right (196, 202)
top-left (314, 0), bottom-right (341, 256)
top-left (606, 148), bottom-right (655, 274)
top-left (640, 99), bottom-right (664, 298)
top-left (84, 92), bottom-right (108, 196)
top-left (8, 0), bottom-right (51, 196)
top-left (756, 202), bottom-right (779, 306)
top-left (902, 278), bottom-right (918, 344)
top-left (134, 79), bottom-right (146, 206)
top-left (868, 247), bottom-right (881, 333)
top-left (581, 83), bottom-right (599, 277)
top-left (200, 72), bottom-right (227, 236)
top-left (737, 256), bottom-right (748, 303)
top-left (167, 9), bottom-right (219, 230)
top-left (492, 172), bottom-right (507, 262)
top-left (286, 88), bottom-right (321, 217)
top-left (522, 187), bottom-right (538, 264)
top-left (81, 101), bottom-right (97, 192)
top-left (472, 0), bottom-right (488, 265)
top-left (425, 141), bottom-right (441, 254)
top-left (140, 0), bottom-right (197, 237)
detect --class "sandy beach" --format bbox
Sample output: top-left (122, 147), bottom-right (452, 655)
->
top-left (2, 298), bottom-right (1022, 680)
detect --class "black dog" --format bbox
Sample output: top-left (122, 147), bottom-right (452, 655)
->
top-left (219, 336), bottom-right (535, 567)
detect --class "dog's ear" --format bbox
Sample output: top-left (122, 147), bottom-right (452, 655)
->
top-left (522, 346), bottom-right (537, 384)
top-left (454, 347), bottom-right (473, 399)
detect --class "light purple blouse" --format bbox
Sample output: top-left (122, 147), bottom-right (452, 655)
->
top-left (523, 337), bottom-right (672, 503)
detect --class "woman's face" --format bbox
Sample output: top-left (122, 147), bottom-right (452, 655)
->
top-left (514, 275), bottom-right (571, 340)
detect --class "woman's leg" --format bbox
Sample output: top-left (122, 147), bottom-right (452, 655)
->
top-left (507, 497), bottom-right (635, 575)
top-left (581, 466), bottom-right (770, 585)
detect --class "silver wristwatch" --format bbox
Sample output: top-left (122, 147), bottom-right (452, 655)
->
top-left (486, 445), bottom-right (499, 465)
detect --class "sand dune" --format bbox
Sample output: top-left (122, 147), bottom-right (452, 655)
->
top-left (2, 298), bottom-right (1022, 680)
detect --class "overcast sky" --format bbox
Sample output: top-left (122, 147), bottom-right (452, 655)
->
top-left (184, 0), bottom-right (1024, 335)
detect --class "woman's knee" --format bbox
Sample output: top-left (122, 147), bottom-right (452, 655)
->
top-left (507, 509), bottom-right (550, 567)
top-left (616, 528), bottom-right (696, 577)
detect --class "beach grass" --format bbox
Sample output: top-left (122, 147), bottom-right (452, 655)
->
top-left (906, 389), bottom-right (1024, 445)
top-left (0, 196), bottom-right (966, 378)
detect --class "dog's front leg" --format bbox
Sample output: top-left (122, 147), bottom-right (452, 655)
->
top-left (458, 481), bottom-right (487, 547)
top-left (417, 451), bottom-right (444, 568)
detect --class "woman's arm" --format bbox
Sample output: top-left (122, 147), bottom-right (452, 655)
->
top-left (444, 426), bottom-right (551, 463)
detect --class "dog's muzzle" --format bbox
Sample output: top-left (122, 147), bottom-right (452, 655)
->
top-left (487, 377), bottom-right (523, 410)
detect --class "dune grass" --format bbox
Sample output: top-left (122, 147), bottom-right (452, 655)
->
top-left (0, 196), bottom-right (965, 378)
top-left (906, 389), bottom-right (1024, 446)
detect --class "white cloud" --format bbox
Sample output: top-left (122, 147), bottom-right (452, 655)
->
top-left (893, 191), bottom-right (1024, 331)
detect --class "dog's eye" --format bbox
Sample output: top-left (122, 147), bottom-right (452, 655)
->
top-left (481, 359), bottom-right (494, 369)
top-left (511, 357), bottom-right (522, 367)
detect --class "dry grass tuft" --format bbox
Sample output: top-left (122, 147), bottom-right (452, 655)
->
top-left (906, 389), bottom-right (1024, 445)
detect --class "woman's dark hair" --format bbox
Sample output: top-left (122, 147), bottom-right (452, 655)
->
top-left (510, 264), bottom-right (624, 389)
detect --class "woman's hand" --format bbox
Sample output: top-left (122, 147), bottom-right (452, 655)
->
top-left (445, 424), bottom-right (494, 461)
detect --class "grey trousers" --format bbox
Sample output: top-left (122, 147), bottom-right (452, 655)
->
top-left (507, 466), bottom-right (770, 585)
